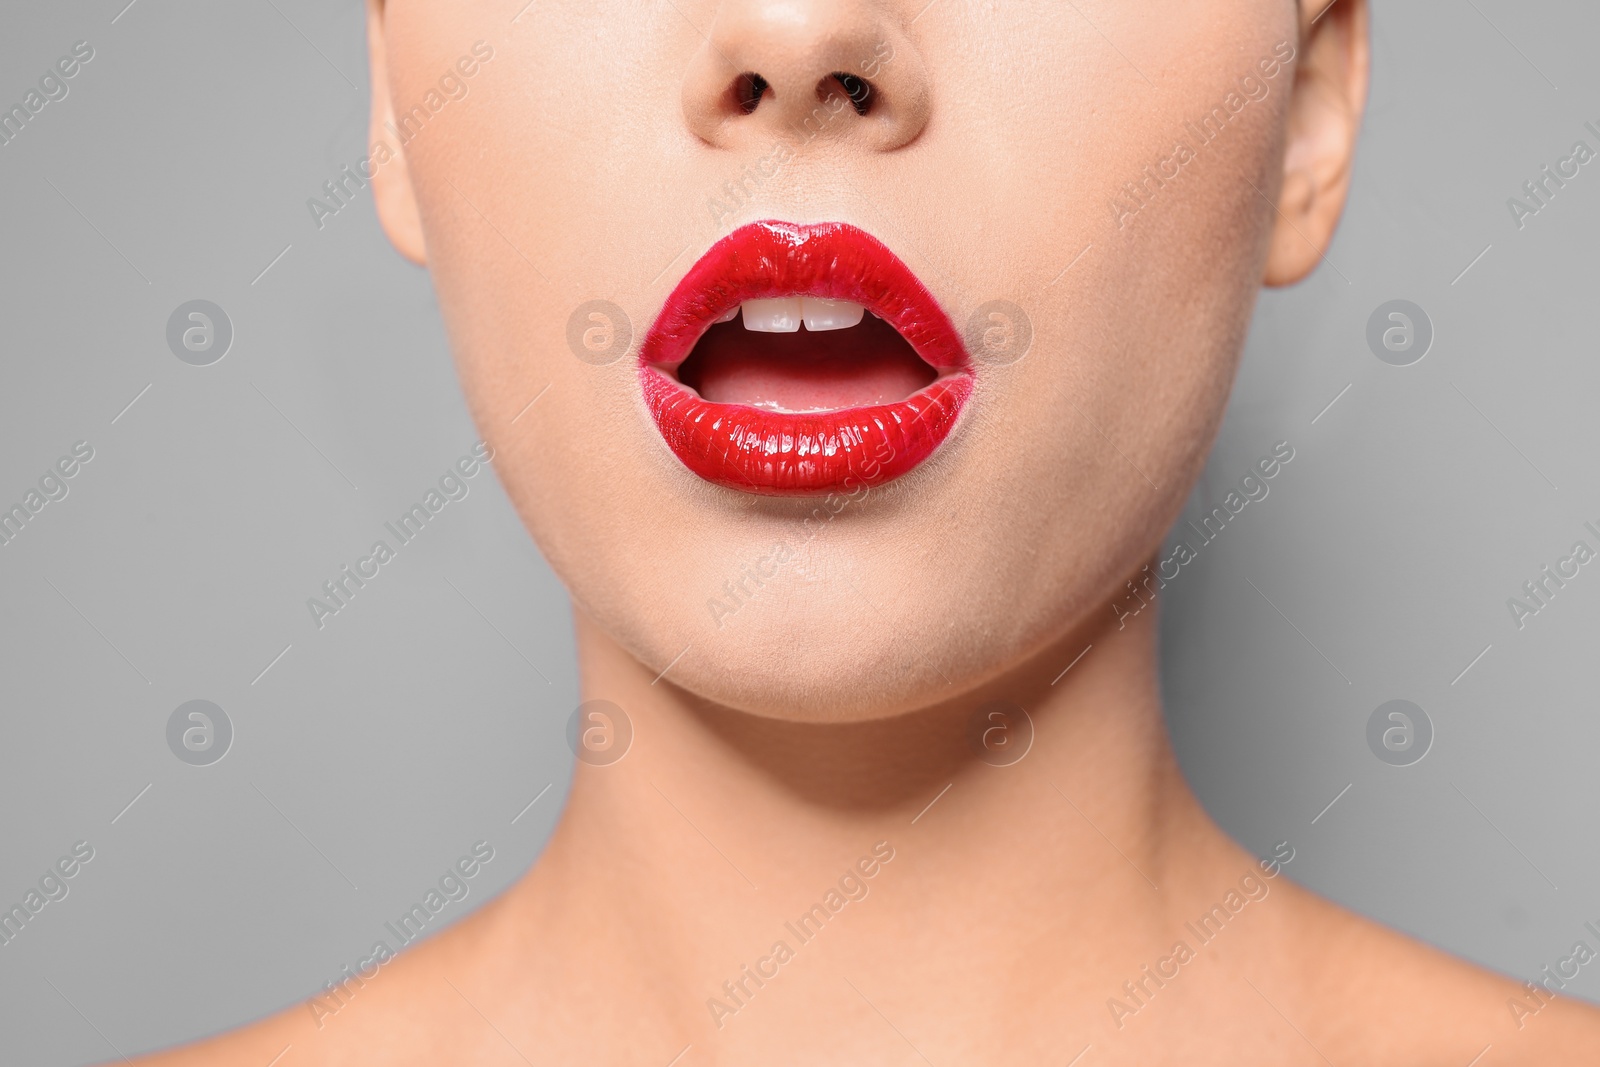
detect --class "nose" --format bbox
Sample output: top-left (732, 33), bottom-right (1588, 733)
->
top-left (681, 0), bottom-right (931, 152)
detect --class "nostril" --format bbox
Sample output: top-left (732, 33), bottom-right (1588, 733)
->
top-left (821, 72), bottom-right (874, 116)
top-left (721, 69), bottom-right (879, 122)
top-left (733, 72), bottom-right (770, 115)
top-left (683, 23), bottom-right (927, 150)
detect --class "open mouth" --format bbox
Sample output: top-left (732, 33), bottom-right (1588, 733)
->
top-left (639, 221), bottom-right (974, 496)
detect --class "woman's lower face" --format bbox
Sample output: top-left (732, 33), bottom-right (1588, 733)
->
top-left (373, 0), bottom-right (1299, 720)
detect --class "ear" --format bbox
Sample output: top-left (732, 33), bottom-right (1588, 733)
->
top-left (1263, 0), bottom-right (1370, 287)
top-left (365, 0), bottom-right (427, 266)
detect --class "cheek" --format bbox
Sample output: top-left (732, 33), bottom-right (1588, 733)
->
top-left (400, 3), bottom-right (705, 527)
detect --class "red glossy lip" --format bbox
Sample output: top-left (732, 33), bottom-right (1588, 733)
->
top-left (639, 220), bottom-right (972, 496)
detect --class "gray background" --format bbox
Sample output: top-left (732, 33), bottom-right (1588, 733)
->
top-left (0, 1), bottom-right (1596, 1063)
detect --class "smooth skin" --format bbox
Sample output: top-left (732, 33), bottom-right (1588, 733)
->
top-left (129, 0), bottom-right (1600, 1063)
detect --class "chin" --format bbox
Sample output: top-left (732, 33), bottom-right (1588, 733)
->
top-left (553, 455), bottom-right (1144, 724)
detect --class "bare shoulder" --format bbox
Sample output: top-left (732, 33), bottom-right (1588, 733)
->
top-left (1273, 877), bottom-right (1600, 1064)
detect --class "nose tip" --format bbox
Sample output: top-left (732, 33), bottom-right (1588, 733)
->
top-left (681, 1), bottom-right (930, 152)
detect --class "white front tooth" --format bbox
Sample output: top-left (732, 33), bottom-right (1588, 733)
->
top-left (741, 297), bottom-right (803, 333)
top-left (801, 297), bottom-right (866, 332)
top-left (715, 307), bottom-right (740, 323)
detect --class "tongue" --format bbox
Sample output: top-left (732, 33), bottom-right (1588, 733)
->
top-left (678, 314), bottom-right (937, 413)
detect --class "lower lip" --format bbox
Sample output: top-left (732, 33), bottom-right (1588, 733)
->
top-left (641, 369), bottom-right (972, 496)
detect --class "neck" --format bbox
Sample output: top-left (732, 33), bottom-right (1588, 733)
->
top-left (506, 600), bottom-right (1254, 1052)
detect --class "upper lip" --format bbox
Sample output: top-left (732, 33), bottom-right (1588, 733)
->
top-left (638, 220), bottom-right (971, 375)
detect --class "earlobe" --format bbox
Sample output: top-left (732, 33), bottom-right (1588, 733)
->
top-left (1263, 0), bottom-right (1370, 287)
top-left (366, 0), bottom-right (427, 266)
